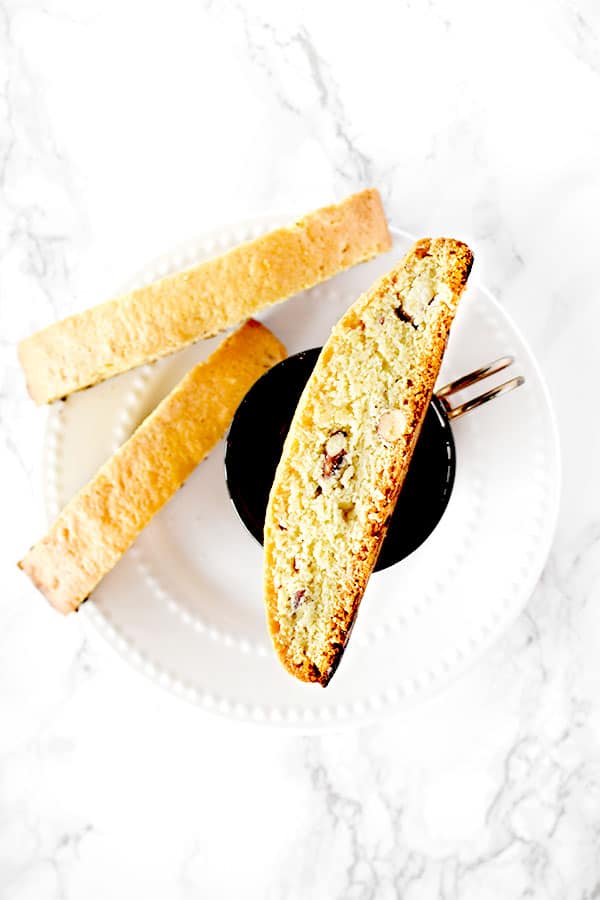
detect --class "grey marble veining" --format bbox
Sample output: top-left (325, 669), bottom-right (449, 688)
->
top-left (1, 0), bottom-right (599, 897)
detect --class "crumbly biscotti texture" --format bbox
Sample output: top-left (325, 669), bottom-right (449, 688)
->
top-left (264, 238), bottom-right (473, 685)
top-left (18, 189), bottom-right (390, 404)
top-left (19, 320), bottom-right (286, 614)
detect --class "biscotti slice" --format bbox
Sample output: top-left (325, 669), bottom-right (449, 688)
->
top-left (19, 320), bottom-right (286, 614)
top-left (264, 238), bottom-right (473, 685)
top-left (19, 189), bottom-right (390, 404)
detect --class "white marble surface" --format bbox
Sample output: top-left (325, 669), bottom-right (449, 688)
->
top-left (1, 0), bottom-right (599, 896)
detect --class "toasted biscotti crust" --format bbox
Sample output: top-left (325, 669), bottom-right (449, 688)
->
top-left (264, 239), bottom-right (473, 685)
top-left (19, 189), bottom-right (390, 404)
top-left (19, 320), bottom-right (286, 613)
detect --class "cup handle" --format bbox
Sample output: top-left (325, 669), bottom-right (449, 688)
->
top-left (436, 356), bottom-right (525, 421)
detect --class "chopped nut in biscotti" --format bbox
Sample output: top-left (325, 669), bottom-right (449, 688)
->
top-left (325, 431), bottom-right (346, 457)
top-left (377, 409), bottom-right (407, 442)
top-left (323, 452), bottom-right (346, 478)
top-left (394, 306), bottom-right (417, 329)
top-left (322, 430), bottom-right (347, 478)
top-left (291, 589), bottom-right (307, 612)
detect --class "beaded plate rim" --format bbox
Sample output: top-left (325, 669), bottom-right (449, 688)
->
top-left (42, 220), bottom-right (561, 731)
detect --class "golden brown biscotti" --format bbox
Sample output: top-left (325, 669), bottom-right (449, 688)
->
top-left (19, 189), bottom-right (390, 404)
top-left (264, 239), bottom-right (473, 685)
top-left (19, 320), bottom-right (286, 614)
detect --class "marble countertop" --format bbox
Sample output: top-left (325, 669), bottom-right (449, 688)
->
top-left (2, 0), bottom-right (599, 897)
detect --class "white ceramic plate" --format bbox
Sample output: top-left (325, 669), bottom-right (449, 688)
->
top-left (44, 221), bottom-right (561, 730)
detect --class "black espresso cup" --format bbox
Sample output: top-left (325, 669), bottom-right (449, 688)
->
top-left (225, 348), bottom-right (523, 571)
